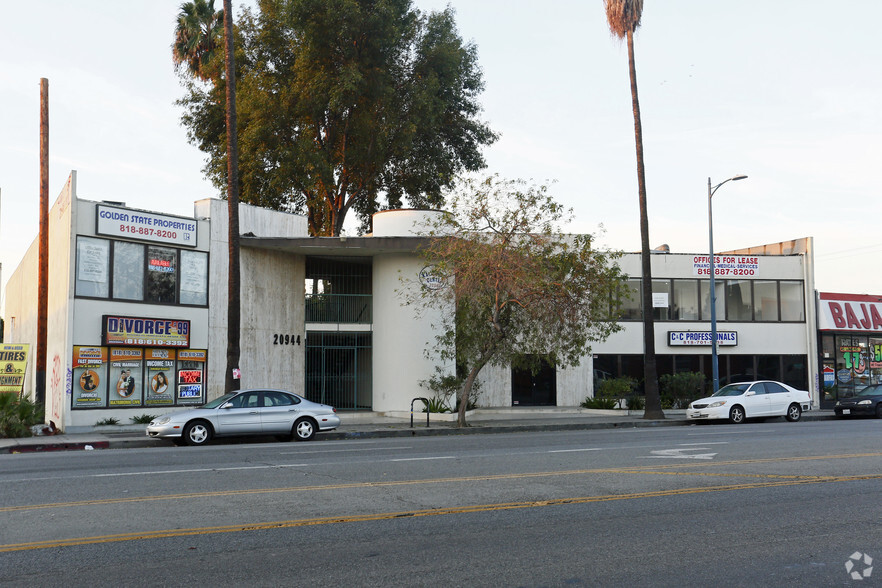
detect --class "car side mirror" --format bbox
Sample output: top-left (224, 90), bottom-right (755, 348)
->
top-left (744, 391), bottom-right (755, 397)
top-left (221, 402), bottom-right (233, 409)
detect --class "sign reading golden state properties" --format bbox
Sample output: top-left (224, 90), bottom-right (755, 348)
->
top-left (0, 343), bottom-right (30, 393)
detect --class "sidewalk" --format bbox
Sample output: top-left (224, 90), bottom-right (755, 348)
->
top-left (0, 408), bottom-right (837, 454)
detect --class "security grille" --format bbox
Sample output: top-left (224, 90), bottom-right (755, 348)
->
top-left (305, 332), bottom-right (372, 410)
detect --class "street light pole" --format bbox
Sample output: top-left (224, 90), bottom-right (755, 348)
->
top-left (708, 174), bottom-right (748, 394)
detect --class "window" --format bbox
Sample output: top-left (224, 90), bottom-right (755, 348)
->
top-left (112, 241), bottom-right (145, 301)
top-left (700, 280), bottom-right (725, 322)
top-left (652, 280), bottom-right (671, 321)
top-left (180, 250), bottom-right (208, 305)
top-left (75, 237), bottom-right (207, 307)
top-left (76, 237), bottom-right (110, 297)
top-left (146, 246), bottom-right (177, 304)
top-left (779, 281), bottom-right (805, 321)
top-left (753, 280), bottom-right (779, 322)
top-left (726, 280), bottom-right (753, 321)
top-left (617, 279), bottom-right (642, 320)
top-left (672, 280), bottom-right (700, 320)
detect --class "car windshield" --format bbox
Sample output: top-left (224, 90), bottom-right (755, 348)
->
top-left (202, 393), bottom-right (238, 409)
top-left (712, 383), bottom-right (750, 397)
top-left (856, 385), bottom-right (882, 397)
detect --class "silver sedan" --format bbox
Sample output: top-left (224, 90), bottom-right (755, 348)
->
top-left (146, 389), bottom-right (341, 445)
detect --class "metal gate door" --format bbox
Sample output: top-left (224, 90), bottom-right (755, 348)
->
top-left (305, 332), bottom-right (372, 410)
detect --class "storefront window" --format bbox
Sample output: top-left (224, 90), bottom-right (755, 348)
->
top-left (753, 281), bottom-right (779, 322)
top-left (725, 280), bottom-right (753, 321)
top-left (146, 246), bottom-right (177, 304)
top-left (617, 279), bottom-right (642, 321)
top-left (112, 241), bottom-right (145, 301)
top-left (672, 280), bottom-right (699, 320)
top-left (699, 280), bottom-right (724, 322)
top-left (779, 281), bottom-right (805, 321)
top-left (652, 280), bottom-right (671, 321)
top-left (76, 238), bottom-right (110, 298)
top-left (180, 250), bottom-right (208, 305)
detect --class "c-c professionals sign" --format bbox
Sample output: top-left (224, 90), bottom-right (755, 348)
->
top-left (102, 315), bottom-right (191, 348)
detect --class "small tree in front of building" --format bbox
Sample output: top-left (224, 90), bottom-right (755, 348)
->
top-left (406, 176), bottom-right (629, 427)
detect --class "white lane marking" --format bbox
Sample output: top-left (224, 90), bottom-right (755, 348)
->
top-left (390, 456), bottom-right (456, 462)
top-left (548, 448), bottom-right (602, 453)
top-left (280, 446), bottom-right (412, 455)
top-left (687, 429), bottom-right (774, 436)
top-left (645, 448), bottom-right (717, 460)
top-left (93, 464), bottom-right (310, 477)
top-left (678, 442), bottom-right (728, 446)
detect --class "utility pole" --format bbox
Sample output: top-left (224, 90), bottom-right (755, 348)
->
top-left (36, 78), bottom-right (49, 406)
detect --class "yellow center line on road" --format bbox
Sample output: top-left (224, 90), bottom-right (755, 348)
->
top-left (3, 451), bottom-right (882, 514)
top-left (3, 472), bottom-right (882, 553)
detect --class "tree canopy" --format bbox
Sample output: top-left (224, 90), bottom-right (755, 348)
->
top-left (175, 0), bottom-right (497, 236)
top-left (407, 176), bottom-right (628, 427)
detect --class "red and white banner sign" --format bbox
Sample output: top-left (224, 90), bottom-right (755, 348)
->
top-left (818, 293), bottom-right (882, 332)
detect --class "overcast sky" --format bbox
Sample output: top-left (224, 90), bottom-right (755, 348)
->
top-left (2, 0), bottom-right (881, 314)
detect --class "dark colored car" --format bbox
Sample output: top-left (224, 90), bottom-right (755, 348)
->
top-left (834, 384), bottom-right (882, 418)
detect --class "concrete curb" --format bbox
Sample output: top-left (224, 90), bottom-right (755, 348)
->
top-left (1, 410), bottom-right (837, 454)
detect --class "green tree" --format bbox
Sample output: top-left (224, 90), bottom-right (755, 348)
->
top-left (177, 0), bottom-right (497, 236)
top-left (604, 0), bottom-right (663, 419)
top-left (407, 176), bottom-right (628, 427)
top-left (174, 0), bottom-right (242, 392)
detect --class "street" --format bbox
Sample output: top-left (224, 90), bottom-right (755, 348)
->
top-left (2, 419), bottom-right (881, 586)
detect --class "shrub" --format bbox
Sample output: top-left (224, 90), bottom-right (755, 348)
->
top-left (95, 417), bottom-right (121, 426)
top-left (596, 376), bottom-right (637, 399)
top-left (659, 372), bottom-right (706, 409)
top-left (580, 396), bottom-right (618, 410)
top-left (0, 392), bottom-right (44, 438)
top-left (130, 414), bottom-right (158, 424)
top-left (420, 370), bottom-right (481, 413)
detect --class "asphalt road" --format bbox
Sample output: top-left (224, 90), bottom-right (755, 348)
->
top-left (2, 418), bottom-right (881, 586)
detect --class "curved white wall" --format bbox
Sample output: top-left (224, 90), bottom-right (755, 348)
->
top-left (372, 209), bottom-right (444, 237)
top-left (371, 210), bottom-right (451, 412)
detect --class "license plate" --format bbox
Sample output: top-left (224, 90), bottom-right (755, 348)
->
top-left (843, 409), bottom-right (851, 415)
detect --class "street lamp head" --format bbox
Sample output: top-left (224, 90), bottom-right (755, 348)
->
top-left (731, 174), bottom-right (748, 181)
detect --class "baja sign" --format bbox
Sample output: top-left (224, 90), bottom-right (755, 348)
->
top-left (818, 293), bottom-right (882, 332)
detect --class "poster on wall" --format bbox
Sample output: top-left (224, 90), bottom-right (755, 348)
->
top-left (145, 349), bottom-right (176, 406)
top-left (72, 346), bottom-right (108, 408)
top-left (109, 348), bottom-right (144, 406)
top-left (176, 349), bottom-right (207, 405)
top-left (0, 343), bottom-right (30, 394)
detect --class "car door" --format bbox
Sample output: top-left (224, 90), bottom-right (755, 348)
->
top-left (744, 382), bottom-right (772, 417)
top-left (260, 391), bottom-right (301, 434)
top-left (216, 391), bottom-right (262, 434)
top-left (762, 381), bottom-right (789, 415)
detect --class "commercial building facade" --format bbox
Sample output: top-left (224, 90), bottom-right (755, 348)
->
top-left (4, 174), bottom-right (824, 430)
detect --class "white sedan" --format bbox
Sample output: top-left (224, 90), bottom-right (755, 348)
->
top-left (147, 389), bottom-right (341, 445)
top-left (686, 380), bottom-right (812, 424)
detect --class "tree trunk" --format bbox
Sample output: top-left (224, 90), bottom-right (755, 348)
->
top-left (626, 29), bottom-right (663, 419)
top-left (457, 365), bottom-right (481, 427)
top-left (223, 0), bottom-right (241, 394)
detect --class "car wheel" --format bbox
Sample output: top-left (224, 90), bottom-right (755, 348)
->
top-left (293, 417), bottom-right (317, 441)
top-left (728, 405), bottom-right (745, 424)
top-left (183, 420), bottom-right (212, 446)
top-left (876, 404), bottom-right (882, 419)
top-left (785, 403), bottom-right (802, 422)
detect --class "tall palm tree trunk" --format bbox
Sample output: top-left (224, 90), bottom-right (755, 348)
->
top-left (626, 30), bottom-right (663, 419)
top-left (222, 0), bottom-right (241, 393)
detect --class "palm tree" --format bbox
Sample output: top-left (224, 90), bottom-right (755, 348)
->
top-left (604, 0), bottom-right (664, 419)
top-left (220, 0), bottom-right (242, 394)
top-left (173, 0), bottom-right (241, 394)
top-left (172, 0), bottom-right (224, 82)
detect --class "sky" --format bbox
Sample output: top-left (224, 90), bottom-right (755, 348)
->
top-left (2, 0), bottom-right (882, 316)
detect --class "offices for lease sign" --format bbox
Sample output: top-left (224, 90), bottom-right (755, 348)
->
top-left (693, 255), bottom-right (760, 277)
